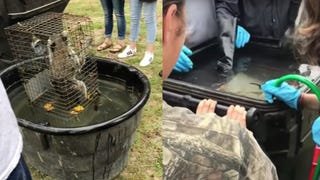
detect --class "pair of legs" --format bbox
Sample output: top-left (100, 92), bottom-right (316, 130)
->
top-left (118, 0), bottom-right (157, 66)
top-left (98, 0), bottom-right (126, 52)
top-left (7, 156), bottom-right (32, 180)
top-left (128, 0), bottom-right (157, 53)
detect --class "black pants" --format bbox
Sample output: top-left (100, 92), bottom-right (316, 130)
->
top-left (7, 155), bottom-right (32, 180)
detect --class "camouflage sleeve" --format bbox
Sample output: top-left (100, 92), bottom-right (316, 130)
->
top-left (163, 101), bottom-right (278, 180)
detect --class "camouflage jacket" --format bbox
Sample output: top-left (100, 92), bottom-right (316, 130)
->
top-left (163, 101), bottom-right (278, 180)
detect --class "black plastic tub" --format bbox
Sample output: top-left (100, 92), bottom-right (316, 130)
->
top-left (1, 57), bottom-right (150, 180)
top-left (4, 0), bottom-right (70, 20)
top-left (164, 41), bottom-right (320, 180)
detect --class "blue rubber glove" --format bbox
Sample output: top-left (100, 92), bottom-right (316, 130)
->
top-left (235, 25), bottom-right (251, 49)
top-left (261, 79), bottom-right (301, 109)
top-left (312, 117), bottom-right (320, 146)
top-left (174, 45), bottom-right (193, 72)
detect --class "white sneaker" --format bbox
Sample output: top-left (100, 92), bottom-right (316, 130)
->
top-left (139, 52), bottom-right (154, 67)
top-left (118, 45), bottom-right (137, 58)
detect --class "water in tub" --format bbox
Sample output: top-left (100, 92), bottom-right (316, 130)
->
top-left (8, 77), bottom-right (139, 128)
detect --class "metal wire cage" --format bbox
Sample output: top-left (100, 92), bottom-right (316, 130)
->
top-left (4, 12), bottom-right (99, 119)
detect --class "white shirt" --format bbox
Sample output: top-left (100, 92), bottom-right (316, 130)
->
top-left (0, 79), bottom-right (23, 179)
top-left (185, 0), bottom-right (218, 48)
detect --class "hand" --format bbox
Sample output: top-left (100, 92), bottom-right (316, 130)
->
top-left (174, 45), bottom-right (193, 72)
top-left (235, 25), bottom-right (250, 49)
top-left (196, 99), bottom-right (217, 115)
top-left (312, 117), bottom-right (320, 145)
top-left (225, 105), bottom-right (247, 128)
top-left (261, 79), bottom-right (301, 109)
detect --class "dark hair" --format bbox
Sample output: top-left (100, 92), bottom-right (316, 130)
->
top-left (163, 0), bottom-right (185, 17)
top-left (294, 0), bottom-right (320, 65)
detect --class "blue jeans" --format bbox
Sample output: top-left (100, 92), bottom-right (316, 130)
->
top-left (100, 0), bottom-right (126, 40)
top-left (7, 156), bottom-right (32, 180)
top-left (129, 0), bottom-right (157, 44)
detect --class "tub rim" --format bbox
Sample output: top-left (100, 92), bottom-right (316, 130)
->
top-left (0, 57), bottom-right (151, 135)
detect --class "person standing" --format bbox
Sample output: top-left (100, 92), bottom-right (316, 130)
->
top-left (261, 0), bottom-right (320, 148)
top-left (216, 0), bottom-right (301, 72)
top-left (0, 80), bottom-right (32, 180)
top-left (118, 0), bottom-right (157, 67)
top-left (173, 0), bottom-right (301, 73)
top-left (97, 0), bottom-right (126, 53)
top-left (173, 0), bottom-right (239, 73)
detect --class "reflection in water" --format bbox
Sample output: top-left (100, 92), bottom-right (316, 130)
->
top-left (210, 69), bottom-right (235, 89)
top-left (218, 72), bottom-right (264, 99)
top-left (215, 63), bottom-right (320, 100)
top-left (234, 56), bottom-right (251, 73)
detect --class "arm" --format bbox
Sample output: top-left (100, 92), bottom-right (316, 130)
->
top-left (163, 100), bottom-right (278, 179)
top-left (300, 93), bottom-right (320, 111)
top-left (261, 79), bottom-right (320, 111)
top-left (195, 99), bottom-right (277, 179)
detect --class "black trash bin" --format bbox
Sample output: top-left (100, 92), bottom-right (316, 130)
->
top-left (1, 57), bottom-right (150, 180)
top-left (163, 40), bottom-right (320, 180)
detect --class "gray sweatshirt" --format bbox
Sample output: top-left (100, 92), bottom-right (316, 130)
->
top-left (184, 0), bottom-right (219, 48)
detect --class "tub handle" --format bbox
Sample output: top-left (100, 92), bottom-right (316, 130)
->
top-left (38, 122), bottom-right (50, 150)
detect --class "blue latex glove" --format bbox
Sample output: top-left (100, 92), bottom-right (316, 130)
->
top-left (235, 25), bottom-right (251, 49)
top-left (312, 117), bottom-right (320, 146)
top-left (174, 45), bottom-right (193, 72)
top-left (261, 79), bottom-right (301, 109)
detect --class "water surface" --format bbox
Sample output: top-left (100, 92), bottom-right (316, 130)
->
top-left (9, 77), bottom-right (139, 128)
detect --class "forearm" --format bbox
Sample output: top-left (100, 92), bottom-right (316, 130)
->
top-left (300, 93), bottom-right (319, 110)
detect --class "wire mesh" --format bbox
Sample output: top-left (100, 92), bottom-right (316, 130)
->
top-left (4, 12), bottom-right (99, 119)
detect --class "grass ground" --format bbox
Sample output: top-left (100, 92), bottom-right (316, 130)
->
top-left (31, 0), bottom-right (162, 179)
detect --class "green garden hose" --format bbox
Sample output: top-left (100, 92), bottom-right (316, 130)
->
top-left (274, 74), bottom-right (320, 180)
top-left (274, 74), bottom-right (320, 102)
